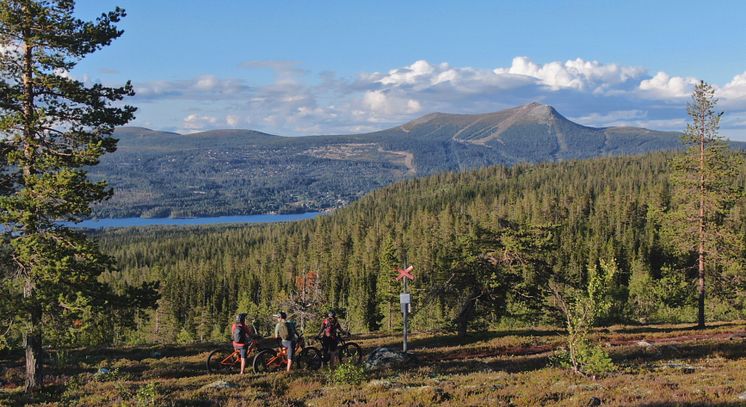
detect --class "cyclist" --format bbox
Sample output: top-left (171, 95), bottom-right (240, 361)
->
top-left (317, 310), bottom-right (348, 367)
top-left (231, 313), bottom-right (257, 374)
top-left (273, 311), bottom-right (295, 372)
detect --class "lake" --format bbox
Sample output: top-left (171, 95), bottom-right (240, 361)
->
top-left (66, 212), bottom-right (321, 229)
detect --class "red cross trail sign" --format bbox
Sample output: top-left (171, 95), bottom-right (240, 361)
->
top-left (395, 265), bottom-right (414, 281)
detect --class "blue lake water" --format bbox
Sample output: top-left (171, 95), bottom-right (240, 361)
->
top-left (67, 212), bottom-right (321, 229)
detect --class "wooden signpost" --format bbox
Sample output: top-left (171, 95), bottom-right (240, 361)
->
top-left (395, 265), bottom-right (414, 352)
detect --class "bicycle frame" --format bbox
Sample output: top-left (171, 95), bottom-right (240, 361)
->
top-left (221, 339), bottom-right (259, 367)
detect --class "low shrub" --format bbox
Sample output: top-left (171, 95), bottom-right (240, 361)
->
top-left (328, 361), bottom-right (367, 385)
top-left (551, 341), bottom-right (615, 377)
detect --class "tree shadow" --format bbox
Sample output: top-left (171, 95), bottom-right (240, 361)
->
top-left (614, 341), bottom-right (746, 366)
top-left (416, 353), bottom-right (551, 376)
top-left (405, 328), bottom-right (562, 349)
top-left (606, 321), bottom-right (742, 336)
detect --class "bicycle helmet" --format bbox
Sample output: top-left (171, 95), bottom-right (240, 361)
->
top-left (328, 310), bottom-right (336, 318)
top-left (236, 313), bottom-right (247, 323)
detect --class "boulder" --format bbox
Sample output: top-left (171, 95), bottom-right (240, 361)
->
top-left (202, 380), bottom-right (238, 390)
top-left (636, 340), bottom-right (654, 348)
top-left (364, 347), bottom-right (418, 370)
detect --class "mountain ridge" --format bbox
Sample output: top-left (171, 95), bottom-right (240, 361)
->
top-left (96, 103), bottom-right (692, 218)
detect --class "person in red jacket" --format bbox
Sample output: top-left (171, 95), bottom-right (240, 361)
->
top-left (231, 313), bottom-right (257, 374)
top-left (317, 311), bottom-right (348, 367)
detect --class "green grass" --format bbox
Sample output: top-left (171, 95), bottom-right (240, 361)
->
top-left (2, 322), bottom-right (746, 406)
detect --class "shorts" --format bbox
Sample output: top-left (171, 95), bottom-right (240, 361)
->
top-left (281, 340), bottom-right (294, 361)
top-left (234, 344), bottom-right (249, 359)
top-left (321, 336), bottom-right (338, 353)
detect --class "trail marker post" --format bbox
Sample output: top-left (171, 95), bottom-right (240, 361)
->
top-left (396, 265), bottom-right (414, 352)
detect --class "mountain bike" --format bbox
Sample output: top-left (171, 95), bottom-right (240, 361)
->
top-left (206, 338), bottom-right (271, 373)
top-left (252, 332), bottom-right (323, 373)
top-left (337, 332), bottom-right (363, 364)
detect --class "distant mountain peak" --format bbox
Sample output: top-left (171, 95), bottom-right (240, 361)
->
top-left (510, 102), bottom-right (563, 124)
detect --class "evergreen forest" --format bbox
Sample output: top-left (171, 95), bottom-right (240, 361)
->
top-left (93, 152), bottom-right (746, 345)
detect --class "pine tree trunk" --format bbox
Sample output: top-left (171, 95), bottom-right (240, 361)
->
top-left (388, 301), bottom-right (392, 333)
top-left (22, 13), bottom-right (43, 391)
top-left (697, 111), bottom-right (706, 329)
top-left (24, 282), bottom-right (43, 392)
top-left (455, 287), bottom-right (479, 337)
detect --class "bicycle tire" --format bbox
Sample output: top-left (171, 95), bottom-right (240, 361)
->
top-left (253, 349), bottom-right (282, 374)
top-left (206, 349), bottom-right (235, 374)
top-left (339, 342), bottom-right (363, 364)
top-left (298, 347), bottom-right (323, 371)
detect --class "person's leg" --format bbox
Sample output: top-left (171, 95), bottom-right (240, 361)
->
top-left (239, 346), bottom-right (247, 374)
top-left (283, 340), bottom-right (294, 372)
top-left (330, 339), bottom-right (339, 367)
top-left (321, 337), bottom-right (331, 366)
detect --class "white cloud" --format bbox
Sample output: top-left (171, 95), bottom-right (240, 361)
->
top-left (571, 110), bottom-right (648, 127)
top-left (225, 115), bottom-right (240, 127)
top-left (493, 56), bottom-right (645, 92)
top-left (362, 90), bottom-right (421, 116)
top-left (124, 57), bottom-right (746, 140)
top-left (182, 114), bottom-right (217, 132)
top-left (638, 72), bottom-right (697, 98)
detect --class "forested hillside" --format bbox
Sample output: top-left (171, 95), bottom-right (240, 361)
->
top-left (97, 152), bottom-right (746, 343)
top-left (91, 103), bottom-right (685, 218)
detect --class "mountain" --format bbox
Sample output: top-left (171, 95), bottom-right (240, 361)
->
top-left (91, 103), bottom-right (684, 218)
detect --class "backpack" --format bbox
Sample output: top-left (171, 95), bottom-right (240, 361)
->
top-left (323, 318), bottom-right (337, 338)
top-left (278, 321), bottom-right (291, 340)
top-left (232, 323), bottom-right (246, 343)
top-left (287, 321), bottom-right (298, 340)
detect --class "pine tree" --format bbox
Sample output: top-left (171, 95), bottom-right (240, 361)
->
top-left (665, 81), bottom-right (744, 328)
top-left (376, 234), bottom-right (399, 332)
top-left (0, 0), bottom-right (136, 391)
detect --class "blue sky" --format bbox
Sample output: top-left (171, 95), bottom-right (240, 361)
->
top-left (73, 1), bottom-right (746, 139)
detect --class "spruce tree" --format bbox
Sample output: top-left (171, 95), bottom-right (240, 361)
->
top-left (665, 81), bottom-right (743, 328)
top-left (0, 0), bottom-right (136, 390)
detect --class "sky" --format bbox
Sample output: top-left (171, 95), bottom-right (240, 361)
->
top-left (72, 0), bottom-right (746, 139)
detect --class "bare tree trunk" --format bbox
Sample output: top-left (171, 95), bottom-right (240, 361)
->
top-left (22, 13), bottom-right (43, 391)
top-left (697, 110), bottom-right (706, 329)
top-left (24, 282), bottom-right (43, 392)
top-left (455, 287), bottom-right (479, 337)
top-left (388, 301), bottom-right (392, 333)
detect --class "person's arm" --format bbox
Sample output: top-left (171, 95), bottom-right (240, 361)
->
top-left (338, 321), bottom-right (349, 337)
top-left (274, 323), bottom-right (280, 339)
top-left (245, 325), bottom-right (255, 339)
top-left (317, 321), bottom-right (326, 338)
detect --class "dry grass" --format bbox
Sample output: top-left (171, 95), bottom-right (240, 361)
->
top-left (2, 322), bottom-right (746, 406)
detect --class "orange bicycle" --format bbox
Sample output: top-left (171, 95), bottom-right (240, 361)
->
top-left (252, 332), bottom-right (322, 373)
top-left (206, 338), bottom-right (271, 373)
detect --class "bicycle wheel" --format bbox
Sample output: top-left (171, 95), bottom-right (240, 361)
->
top-left (339, 342), bottom-right (363, 364)
top-left (207, 349), bottom-right (236, 373)
top-left (298, 347), bottom-right (323, 371)
top-left (253, 349), bottom-right (282, 374)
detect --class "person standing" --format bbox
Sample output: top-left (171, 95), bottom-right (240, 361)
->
top-left (317, 311), bottom-right (347, 367)
top-left (231, 313), bottom-right (257, 374)
top-left (274, 311), bottom-right (295, 372)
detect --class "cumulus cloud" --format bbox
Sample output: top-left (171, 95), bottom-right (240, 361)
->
top-left (182, 114), bottom-right (217, 132)
top-left (494, 56), bottom-right (645, 92)
top-left (639, 72), bottom-right (698, 99)
top-left (124, 57), bottom-right (746, 140)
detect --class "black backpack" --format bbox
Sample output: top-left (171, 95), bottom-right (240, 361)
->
top-left (233, 324), bottom-right (246, 343)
